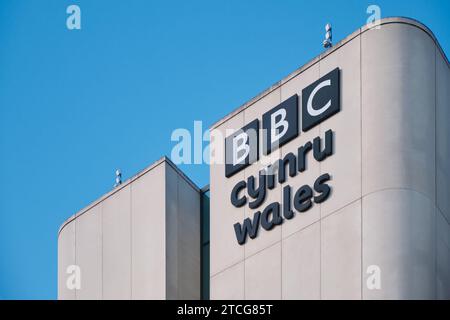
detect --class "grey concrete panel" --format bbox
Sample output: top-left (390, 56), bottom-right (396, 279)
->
top-left (243, 88), bottom-right (282, 257)
top-left (437, 210), bottom-right (450, 300)
top-left (177, 173), bottom-right (201, 299)
top-left (102, 185), bottom-right (131, 299)
top-left (436, 48), bottom-right (450, 222)
top-left (245, 243), bottom-right (282, 299)
top-left (131, 163), bottom-right (166, 300)
top-left (165, 163), bottom-right (179, 299)
top-left (210, 113), bottom-right (245, 276)
top-left (75, 205), bottom-right (102, 299)
top-left (210, 262), bottom-right (245, 300)
top-left (282, 222), bottom-right (320, 299)
top-left (321, 200), bottom-right (361, 299)
top-left (319, 36), bottom-right (362, 218)
top-left (362, 23), bottom-right (436, 200)
top-left (362, 189), bottom-right (436, 299)
top-left (280, 64), bottom-right (321, 239)
top-left (58, 221), bottom-right (76, 300)
top-left (243, 161), bottom-right (281, 257)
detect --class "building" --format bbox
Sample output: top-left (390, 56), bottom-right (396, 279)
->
top-left (58, 17), bottom-right (450, 300)
top-left (58, 157), bottom-right (208, 299)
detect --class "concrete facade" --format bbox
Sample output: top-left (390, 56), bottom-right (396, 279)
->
top-left (58, 157), bottom-right (201, 300)
top-left (209, 18), bottom-right (450, 300)
top-left (58, 17), bottom-right (450, 301)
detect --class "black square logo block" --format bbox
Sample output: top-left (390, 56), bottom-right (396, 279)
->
top-left (262, 94), bottom-right (299, 155)
top-left (302, 68), bottom-right (340, 132)
top-left (225, 119), bottom-right (259, 178)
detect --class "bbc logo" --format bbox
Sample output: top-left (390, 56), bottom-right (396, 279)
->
top-left (225, 68), bottom-right (340, 178)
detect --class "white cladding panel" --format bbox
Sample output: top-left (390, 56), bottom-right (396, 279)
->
top-left (131, 163), bottom-right (166, 299)
top-left (58, 220), bottom-right (76, 300)
top-left (75, 204), bottom-right (102, 299)
top-left (102, 184), bottom-right (131, 299)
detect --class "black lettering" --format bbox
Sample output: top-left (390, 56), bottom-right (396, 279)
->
top-left (313, 129), bottom-right (333, 161)
top-left (247, 171), bottom-right (266, 209)
top-left (267, 173), bottom-right (276, 190)
top-left (261, 202), bottom-right (283, 231)
top-left (265, 163), bottom-right (279, 190)
top-left (297, 141), bottom-right (312, 172)
top-left (314, 173), bottom-right (331, 203)
top-left (294, 185), bottom-right (313, 212)
top-left (230, 180), bottom-right (247, 208)
top-left (283, 185), bottom-right (294, 219)
top-left (234, 212), bottom-right (261, 245)
top-left (277, 152), bottom-right (297, 184)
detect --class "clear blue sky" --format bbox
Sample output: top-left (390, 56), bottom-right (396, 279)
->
top-left (0, 0), bottom-right (448, 300)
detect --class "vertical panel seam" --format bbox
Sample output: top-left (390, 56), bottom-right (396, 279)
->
top-left (100, 202), bottom-right (103, 300)
top-left (177, 173), bottom-right (180, 299)
top-left (164, 166), bottom-right (168, 299)
top-left (360, 29), bottom-right (363, 301)
top-left (318, 60), bottom-right (322, 300)
top-left (130, 183), bottom-right (133, 299)
top-left (279, 89), bottom-right (282, 300)
top-left (74, 211), bottom-right (77, 300)
top-left (434, 44), bottom-right (438, 299)
top-left (200, 189), bottom-right (203, 299)
top-left (243, 109), bottom-right (246, 300)
top-left (101, 200), bottom-right (104, 299)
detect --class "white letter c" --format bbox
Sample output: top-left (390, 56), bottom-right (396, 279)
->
top-left (307, 79), bottom-right (332, 116)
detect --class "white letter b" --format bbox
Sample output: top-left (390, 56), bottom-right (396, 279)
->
top-left (271, 108), bottom-right (289, 145)
top-left (233, 132), bottom-right (249, 166)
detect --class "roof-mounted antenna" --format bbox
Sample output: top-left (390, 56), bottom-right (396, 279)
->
top-left (114, 169), bottom-right (122, 187)
top-left (323, 23), bottom-right (332, 49)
